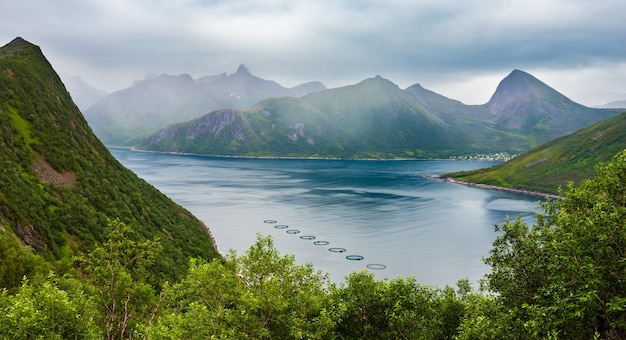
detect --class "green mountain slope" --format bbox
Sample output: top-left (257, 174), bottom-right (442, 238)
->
top-left (0, 37), bottom-right (219, 283)
top-left (140, 70), bottom-right (621, 159)
top-left (404, 83), bottom-right (530, 153)
top-left (139, 76), bottom-right (473, 158)
top-left (445, 111), bottom-right (626, 194)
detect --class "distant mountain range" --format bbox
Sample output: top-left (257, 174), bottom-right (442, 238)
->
top-left (595, 99), bottom-right (626, 109)
top-left (445, 111), bottom-right (626, 194)
top-left (61, 75), bottom-right (108, 111)
top-left (137, 70), bottom-right (622, 159)
top-left (83, 64), bottom-right (326, 145)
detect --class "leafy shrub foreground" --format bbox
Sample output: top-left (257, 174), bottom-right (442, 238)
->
top-left (2, 151), bottom-right (626, 339)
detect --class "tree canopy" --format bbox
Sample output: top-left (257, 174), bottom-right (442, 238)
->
top-left (482, 150), bottom-right (626, 338)
top-left (1, 150), bottom-right (625, 338)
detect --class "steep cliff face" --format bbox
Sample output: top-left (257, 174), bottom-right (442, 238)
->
top-left (143, 108), bottom-right (253, 154)
top-left (0, 37), bottom-right (219, 281)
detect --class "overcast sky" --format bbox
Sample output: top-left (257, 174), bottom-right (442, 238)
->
top-left (1, 0), bottom-right (625, 105)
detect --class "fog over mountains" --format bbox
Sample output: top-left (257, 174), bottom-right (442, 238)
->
top-left (62, 75), bottom-right (108, 110)
top-left (82, 65), bottom-right (326, 145)
top-left (76, 63), bottom-right (623, 158)
top-left (596, 100), bottom-right (626, 109)
top-left (137, 70), bottom-right (622, 159)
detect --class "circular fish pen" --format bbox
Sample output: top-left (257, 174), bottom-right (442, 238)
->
top-left (299, 235), bottom-right (316, 240)
top-left (346, 255), bottom-right (364, 261)
top-left (263, 220), bottom-right (277, 224)
top-left (366, 264), bottom-right (386, 270)
top-left (274, 224), bottom-right (289, 229)
top-left (328, 248), bottom-right (347, 253)
top-left (286, 229), bottom-right (300, 234)
top-left (313, 240), bottom-right (329, 246)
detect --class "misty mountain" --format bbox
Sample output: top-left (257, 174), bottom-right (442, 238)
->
top-left (83, 65), bottom-right (327, 145)
top-left (483, 70), bottom-right (618, 145)
top-left (138, 70), bottom-right (622, 159)
top-left (61, 75), bottom-right (108, 111)
top-left (595, 99), bottom-right (626, 109)
top-left (139, 76), bottom-right (504, 158)
top-left (407, 70), bottom-right (621, 149)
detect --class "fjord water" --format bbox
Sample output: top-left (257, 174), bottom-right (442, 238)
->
top-left (110, 148), bottom-right (541, 286)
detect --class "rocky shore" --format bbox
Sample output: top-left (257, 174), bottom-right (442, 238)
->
top-left (432, 175), bottom-right (561, 200)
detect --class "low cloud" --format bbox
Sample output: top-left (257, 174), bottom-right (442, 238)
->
top-left (1, 0), bottom-right (625, 105)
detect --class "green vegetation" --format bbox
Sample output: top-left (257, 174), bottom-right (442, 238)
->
top-left (2, 151), bottom-right (625, 338)
top-left (477, 150), bottom-right (626, 338)
top-left (0, 38), bottom-right (219, 287)
top-left (2, 37), bottom-right (625, 338)
top-left (139, 77), bottom-right (471, 159)
top-left (446, 111), bottom-right (626, 194)
top-left (138, 70), bottom-right (621, 160)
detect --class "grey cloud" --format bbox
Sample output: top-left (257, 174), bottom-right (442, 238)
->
top-left (1, 0), bottom-right (625, 104)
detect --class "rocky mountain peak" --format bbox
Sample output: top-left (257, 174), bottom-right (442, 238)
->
top-left (234, 64), bottom-right (252, 76)
top-left (7, 36), bottom-right (29, 46)
top-left (491, 70), bottom-right (540, 96)
top-left (1, 37), bottom-right (44, 60)
top-left (358, 75), bottom-right (399, 89)
top-left (486, 69), bottom-right (558, 115)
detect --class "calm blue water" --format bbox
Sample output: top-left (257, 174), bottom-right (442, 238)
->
top-left (110, 148), bottom-right (541, 287)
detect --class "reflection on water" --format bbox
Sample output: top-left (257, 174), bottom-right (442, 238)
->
top-left (110, 148), bottom-right (542, 287)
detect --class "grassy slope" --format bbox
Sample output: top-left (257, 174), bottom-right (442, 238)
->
top-left (0, 38), bottom-right (219, 283)
top-left (140, 77), bottom-right (474, 159)
top-left (446, 111), bottom-right (626, 194)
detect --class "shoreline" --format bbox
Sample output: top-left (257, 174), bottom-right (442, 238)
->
top-left (430, 175), bottom-right (561, 200)
top-left (110, 145), bottom-right (499, 162)
top-left (199, 220), bottom-right (226, 260)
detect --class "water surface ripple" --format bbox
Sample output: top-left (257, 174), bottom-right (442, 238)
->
top-left (110, 148), bottom-right (540, 286)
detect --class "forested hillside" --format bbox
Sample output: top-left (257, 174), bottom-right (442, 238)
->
top-left (0, 37), bottom-right (219, 287)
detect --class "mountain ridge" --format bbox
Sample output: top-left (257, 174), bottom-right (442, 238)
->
top-left (0, 37), bottom-right (219, 283)
top-left (84, 64), bottom-right (327, 145)
top-left (138, 69), bottom-right (622, 159)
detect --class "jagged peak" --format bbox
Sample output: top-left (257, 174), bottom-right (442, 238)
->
top-left (234, 64), bottom-right (252, 76)
top-left (361, 75), bottom-right (396, 85)
top-left (487, 69), bottom-right (555, 105)
top-left (509, 69), bottom-right (530, 76)
top-left (355, 75), bottom-right (400, 91)
top-left (501, 69), bottom-right (540, 84)
top-left (406, 83), bottom-right (425, 90)
top-left (7, 36), bottom-right (30, 46)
